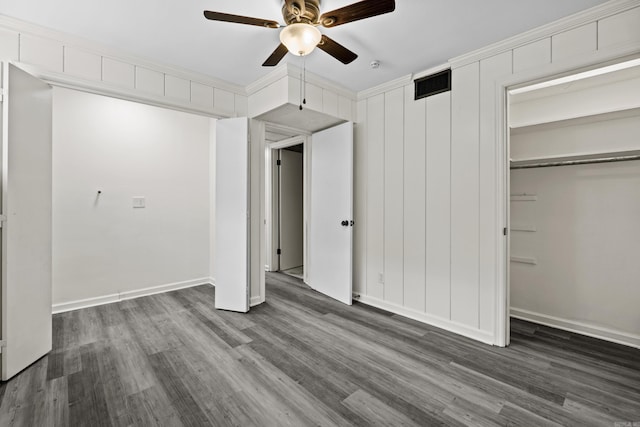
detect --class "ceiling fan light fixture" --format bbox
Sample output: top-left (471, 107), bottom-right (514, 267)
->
top-left (280, 23), bottom-right (322, 56)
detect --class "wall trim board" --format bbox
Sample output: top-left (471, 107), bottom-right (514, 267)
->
top-left (449, 0), bottom-right (640, 68)
top-left (0, 15), bottom-right (245, 96)
top-left (511, 307), bottom-right (640, 349)
top-left (250, 296), bottom-right (265, 307)
top-left (246, 63), bottom-right (356, 100)
top-left (357, 74), bottom-right (413, 100)
top-left (355, 294), bottom-right (496, 345)
top-left (412, 63), bottom-right (453, 82)
top-left (52, 278), bottom-right (214, 314)
top-left (17, 63), bottom-right (230, 119)
top-left (510, 256), bottom-right (537, 265)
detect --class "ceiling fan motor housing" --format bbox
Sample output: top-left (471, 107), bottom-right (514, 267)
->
top-left (283, 0), bottom-right (322, 25)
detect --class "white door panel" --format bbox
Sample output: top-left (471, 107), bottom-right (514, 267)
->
top-left (215, 117), bottom-right (249, 312)
top-left (309, 122), bottom-right (353, 305)
top-left (2, 63), bottom-right (53, 380)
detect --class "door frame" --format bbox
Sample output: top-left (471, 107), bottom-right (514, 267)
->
top-left (494, 49), bottom-right (640, 347)
top-left (265, 133), bottom-right (310, 283)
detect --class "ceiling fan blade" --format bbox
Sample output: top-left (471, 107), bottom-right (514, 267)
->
top-left (320, 0), bottom-right (395, 28)
top-left (262, 43), bottom-right (289, 67)
top-left (317, 35), bottom-right (357, 64)
top-left (203, 11), bottom-right (280, 29)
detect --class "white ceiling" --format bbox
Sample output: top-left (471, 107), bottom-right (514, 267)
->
top-left (0, 0), bottom-right (608, 92)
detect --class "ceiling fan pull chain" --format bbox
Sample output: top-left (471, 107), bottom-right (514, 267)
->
top-left (303, 56), bottom-right (307, 106)
top-left (299, 62), bottom-right (303, 110)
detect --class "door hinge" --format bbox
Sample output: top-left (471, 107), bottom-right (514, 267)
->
top-left (276, 159), bottom-right (281, 166)
top-left (0, 340), bottom-right (6, 353)
top-left (277, 248), bottom-right (282, 255)
top-left (0, 214), bottom-right (6, 228)
top-left (0, 88), bottom-right (4, 102)
top-left (503, 227), bottom-right (508, 236)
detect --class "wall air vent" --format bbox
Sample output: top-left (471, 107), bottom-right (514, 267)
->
top-left (414, 69), bottom-right (451, 100)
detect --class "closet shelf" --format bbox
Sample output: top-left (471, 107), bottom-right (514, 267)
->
top-left (510, 106), bottom-right (640, 133)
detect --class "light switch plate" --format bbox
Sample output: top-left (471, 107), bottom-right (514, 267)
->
top-left (133, 196), bottom-right (145, 208)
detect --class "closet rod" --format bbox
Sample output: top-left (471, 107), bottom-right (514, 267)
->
top-left (511, 154), bottom-right (640, 170)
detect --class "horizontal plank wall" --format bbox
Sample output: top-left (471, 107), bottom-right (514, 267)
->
top-left (0, 16), bottom-right (247, 118)
top-left (355, 0), bottom-right (640, 345)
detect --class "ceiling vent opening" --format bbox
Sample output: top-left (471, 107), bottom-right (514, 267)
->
top-left (414, 69), bottom-right (451, 100)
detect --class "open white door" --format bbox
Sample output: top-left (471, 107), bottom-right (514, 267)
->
top-left (309, 122), bottom-right (353, 305)
top-left (214, 117), bottom-right (250, 312)
top-left (1, 63), bottom-right (53, 380)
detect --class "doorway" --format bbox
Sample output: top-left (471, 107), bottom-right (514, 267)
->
top-left (506, 58), bottom-right (640, 348)
top-left (276, 144), bottom-right (305, 279)
top-left (264, 125), bottom-right (309, 284)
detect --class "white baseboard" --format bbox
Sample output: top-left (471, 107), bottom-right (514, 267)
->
top-left (354, 294), bottom-right (496, 345)
top-left (510, 307), bottom-right (640, 349)
top-left (52, 277), bottom-right (214, 314)
top-left (250, 295), bottom-right (265, 307)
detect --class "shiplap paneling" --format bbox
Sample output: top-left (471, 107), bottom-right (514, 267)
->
top-left (102, 57), bottom-right (135, 88)
top-left (214, 88), bottom-right (235, 114)
top-left (552, 23), bottom-right (597, 62)
top-left (338, 96), bottom-right (352, 121)
top-left (20, 34), bottom-right (63, 72)
top-left (479, 51), bottom-right (512, 333)
top-left (513, 38), bottom-right (551, 73)
top-left (402, 85), bottom-right (426, 312)
top-left (323, 90), bottom-right (339, 117)
top-left (235, 95), bottom-right (249, 117)
top-left (135, 66), bottom-right (164, 96)
top-left (304, 82), bottom-right (323, 112)
top-left (0, 28), bottom-right (19, 60)
top-left (165, 75), bottom-right (190, 102)
top-left (354, 99), bottom-right (368, 295)
top-left (63, 47), bottom-right (101, 81)
top-left (598, 6), bottom-right (640, 50)
top-left (425, 92), bottom-right (451, 320)
top-left (450, 62), bottom-right (480, 328)
top-left (383, 87), bottom-right (404, 306)
top-left (191, 81), bottom-right (214, 109)
top-left (366, 94), bottom-right (385, 299)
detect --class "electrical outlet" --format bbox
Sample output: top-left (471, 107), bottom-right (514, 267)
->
top-left (378, 272), bottom-right (384, 284)
top-left (132, 197), bottom-right (145, 208)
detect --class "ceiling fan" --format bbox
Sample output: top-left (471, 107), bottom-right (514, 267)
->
top-left (203, 0), bottom-right (396, 66)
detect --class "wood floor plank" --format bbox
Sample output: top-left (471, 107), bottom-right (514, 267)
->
top-left (1, 272), bottom-right (639, 426)
top-left (342, 389), bottom-right (420, 427)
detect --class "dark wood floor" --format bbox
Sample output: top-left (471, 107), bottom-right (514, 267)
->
top-left (1, 273), bottom-right (639, 426)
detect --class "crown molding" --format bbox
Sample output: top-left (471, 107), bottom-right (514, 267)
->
top-left (357, 74), bottom-right (413, 100)
top-left (285, 63), bottom-right (357, 100)
top-left (245, 65), bottom-right (289, 95)
top-left (449, 0), bottom-right (640, 69)
top-left (0, 14), bottom-right (246, 95)
top-left (413, 63), bottom-right (452, 81)
top-left (245, 62), bottom-right (356, 100)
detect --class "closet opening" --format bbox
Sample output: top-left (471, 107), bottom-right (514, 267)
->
top-left (264, 124), bottom-right (309, 284)
top-left (506, 57), bottom-right (640, 349)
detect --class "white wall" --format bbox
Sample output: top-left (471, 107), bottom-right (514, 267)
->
top-left (510, 161), bottom-right (640, 347)
top-left (354, 2), bottom-right (640, 345)
top-left (52, 87), bottom-right (212, 308)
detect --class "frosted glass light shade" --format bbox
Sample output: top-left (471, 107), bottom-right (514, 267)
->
top-left (280, 23), bottom-right (322, 56)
